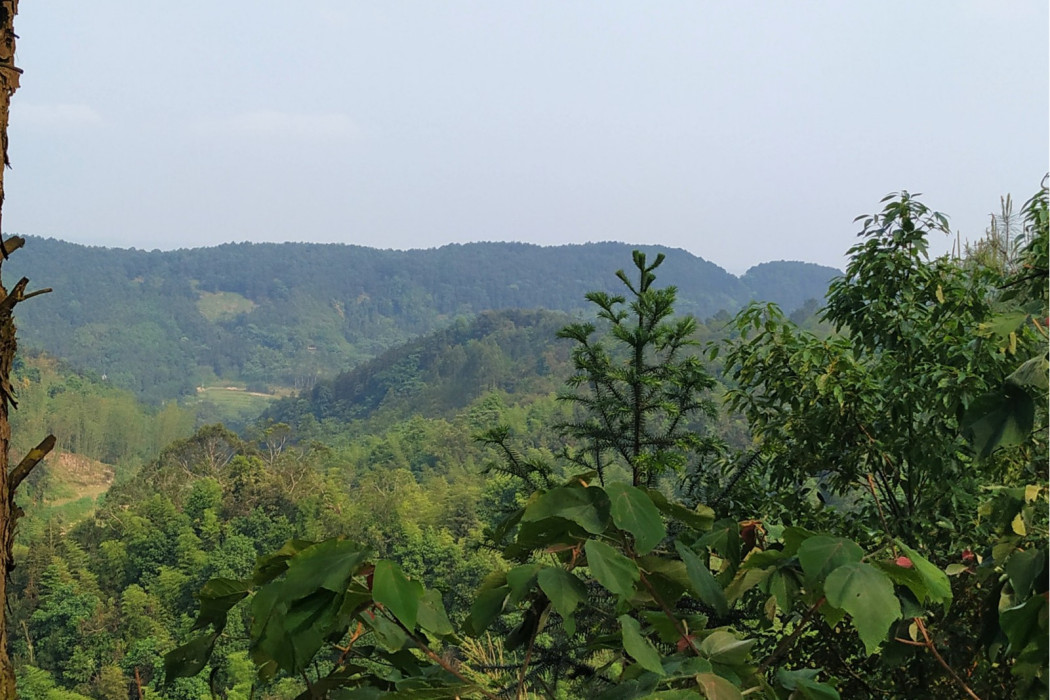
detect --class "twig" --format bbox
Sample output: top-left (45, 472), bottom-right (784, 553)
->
top-left (913, 617), bottom-right (981, 700)
top-left (516, 604), bottom-right (550, 700)
top-left (638, 572), bottom-right (702, 655)
top-left (757, 595), bottom-right (825, 674)
top-left (385, 610), bottom-right (501, 700)
top-left (865, 473), bottom-right (899, 558)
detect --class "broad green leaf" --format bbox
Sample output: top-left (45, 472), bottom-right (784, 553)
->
top-left (585, 539), bottom-right (640, 597)
top-left (724, 566), bottom-right (772, 603)
top-left (1000, 594), bottom-right (1048, 654)
top-left (522, 485), bottom-right (611, 534)
top-left (819, 601), bottom-right (846, 628)
top-left (872, 560), bottom-right (927, 605)
top-left (699, 519), bottom-right (742, 567)
top-left (781, 526), bottom-right (818, 556)
top-left (163, 632), bottom-right (218, 681)
top-left (506, 563), bottom-right (542, 606)
top-left (695, 672), bottom-right (744, 699)
top-left (191, 578), bottom-right (251, 632)
top-left (824, 562), bottom-right (901, 655)
top-left (674, 541), bottom-right (728, 616)
top-left (638, 555), bottom-right (691, 593)
top-left (279, 589), bottom-right (340, 669)
top-left (252, 539), bottom-right (316, 585)
top-left (537, 567), bottom-right (588, 619)
top-left (769, 569), bottom-right (799, 611)
top-left (619, 614), bottom-right (665, 675)
top-left (739, 548), bottom-right (786, 570)
top-left (646, 488), bottom-right (715, 531)
top-left (466, 585), bottom-right (509, 635)
top-left (697, 630), bottom-right (755, 665)
top-left (366, 610), bottom-right (410, 652)
top-left (1005, 547), bottom-right (1046, 601)
top-left (776, 668), bottom-right (840, 698)
top-left (416, 588), bottom-right (454, 637)
top-left (1008, 355), bottom-right (1049, 391)
top-left (505, 516), bottom-right (587, 560)
top-left (897, 543), bottom-right (952, 609)
top-left (372, 560), bottom-right (423, 631)
top-left (978, 311), bottom-right (1031, 345)
top-left (961, 382), bottom-right (1036, 458)
top-left (251, 584), bottom-right (344, 674)
top-left (793, 679), bottom-right (841, 700)
top-left (797, 536), bottom-right (864, 586)
top-left (330, 585), bottom-right (373, 641)
top-left (607, 483), bottom-right (666, 554)
top-left (281, 539), bottom-right (371, 600)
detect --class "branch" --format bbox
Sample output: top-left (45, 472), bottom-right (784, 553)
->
top-left (384, 610), bottom-right (501, 700)
top-left (516, 604), bottom-right (550, 700)
top-left (913, 617), bottom-right (982, 700)
top-left (0, 276), bottom-right (50, 313)
top-left (638, 572), bottom-right (702, 656)
top-left (756, 595), bottom-right (826, 674)
top-left (865, 473), bottom-right (899, 558)
top-left (8, 434), bottom-right (54, 491)
top-left (0, 234), bottom-right (21, 258)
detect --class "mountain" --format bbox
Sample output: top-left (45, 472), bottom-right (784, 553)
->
top-left (4, 237), bottom-right (839, 402)
top-left (267, 308), bottom-right (575, 429)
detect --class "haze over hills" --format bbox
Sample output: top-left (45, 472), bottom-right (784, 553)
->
top-left (3, 236), bottom-right (839, 403)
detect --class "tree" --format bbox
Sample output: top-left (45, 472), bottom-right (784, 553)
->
top-left (557, 251), bottom-right (719, 487)
top-left (723, 192), bottom-right (1010, 533)
top-left (721, 188), bottom-right (1048, 697)
top-left (0, 4), bottom-right (56, 695)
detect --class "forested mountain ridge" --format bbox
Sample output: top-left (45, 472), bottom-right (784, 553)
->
top-left (4, 237), bottom-right (838, 402)
top-left (266, 309), bottom-right (577, 430)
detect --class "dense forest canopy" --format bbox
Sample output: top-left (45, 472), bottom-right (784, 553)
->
top-left (6, 185), bottom-right (1046, 699)
top-left (2, 238), bottom-right (837, 402)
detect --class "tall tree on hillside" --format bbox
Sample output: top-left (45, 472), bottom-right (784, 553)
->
top-left (0, 3), bottom-right (54, 696)
top-left (557, 251), bottom-right (720, 487)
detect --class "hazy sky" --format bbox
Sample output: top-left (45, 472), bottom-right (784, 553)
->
top-left (5, 2), bottom-right (1047, 272)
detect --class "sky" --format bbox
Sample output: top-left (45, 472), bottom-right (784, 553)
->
top-left (3, 2), bottom-right (1047, 273)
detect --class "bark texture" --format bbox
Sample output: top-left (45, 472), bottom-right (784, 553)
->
top-left (0, 5), bottom-right (54, 697)
top-left (0, 2), bottom-right (19, 693)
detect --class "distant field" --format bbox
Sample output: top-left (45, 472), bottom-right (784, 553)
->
top-left (195, 289), bottom-right (257, 322)
top-left (189, 384), bottom-right (280, 428)
top-left (21, 452), bottom-right (116, 529)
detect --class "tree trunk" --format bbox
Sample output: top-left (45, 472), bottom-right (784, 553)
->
top-left (0, 2), bottom-right (18, 694)
top-left (0, 4), bottom-right (54, 697)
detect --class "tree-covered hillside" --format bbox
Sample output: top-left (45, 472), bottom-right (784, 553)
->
top-left (4, 238), bottom-right (838, 402)
top-left (6, 185), bottom-right (1047, 699)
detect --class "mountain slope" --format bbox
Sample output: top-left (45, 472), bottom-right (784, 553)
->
top-left (267, 308), bottom-right (575, 427)
top-left (6, 237), bottom-right (839, 402)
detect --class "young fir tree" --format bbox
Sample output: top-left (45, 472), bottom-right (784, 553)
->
top-left (556, 251), bottom-right (719, 487)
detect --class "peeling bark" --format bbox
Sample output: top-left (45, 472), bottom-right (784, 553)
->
top-left (0, 5), bottom-right (54, 697)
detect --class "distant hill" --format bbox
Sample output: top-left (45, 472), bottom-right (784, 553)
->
top-left (4, 237), bottom-right (839, 402)
top-left (267, 308), bottom-right (575, 428)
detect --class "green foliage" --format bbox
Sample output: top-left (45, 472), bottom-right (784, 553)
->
top-left (10, 239), bottom-right (837, 403)
top-left (557, 251), bottom-right (721, 487)
top-left (15, 187), bottom-right (1049, 698)
top-left (161, 253), bottom-right (855, 699)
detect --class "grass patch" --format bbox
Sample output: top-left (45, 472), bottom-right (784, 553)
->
top-left (189, 385), bottom-right (278, 430)
top-left (196, 290), bottom-right (256, 322)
